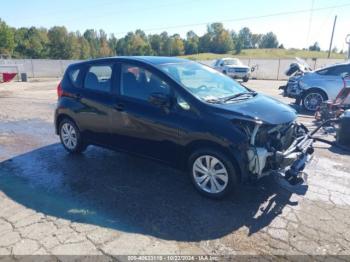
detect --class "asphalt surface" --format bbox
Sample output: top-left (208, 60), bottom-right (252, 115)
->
top-left (0, 79), bottom-right (350, 257)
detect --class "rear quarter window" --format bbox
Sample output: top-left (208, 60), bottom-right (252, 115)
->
top-left (67, 67), bottom-right (83, 88)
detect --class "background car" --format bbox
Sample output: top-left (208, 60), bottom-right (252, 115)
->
top-left (284, 61), bottom-right (350, 111)
top-left (213, 58), bottom-right (251, 82)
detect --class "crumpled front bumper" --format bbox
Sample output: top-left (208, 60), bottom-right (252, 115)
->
top-left (279, 80), bottom-right (303, 99)
top-left (247, 123), bottom-right (314, 185)
top-left (275, 133), bottom-right (314, 179)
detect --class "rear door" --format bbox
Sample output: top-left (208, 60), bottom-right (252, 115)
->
top-left (77, 62), bottom-right (116, 145)
top-left (316, 65), bottom-right (349, 99)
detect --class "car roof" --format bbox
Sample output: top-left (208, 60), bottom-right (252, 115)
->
top-left (69, 56), bottom-right (190, 67)
top-left (317, 61), bottom-right (350, 70)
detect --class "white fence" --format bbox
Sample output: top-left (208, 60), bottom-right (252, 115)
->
top-left (200, 58), bottom-right (346, 80)
top-left (0, 58), bottom-right (347, 80)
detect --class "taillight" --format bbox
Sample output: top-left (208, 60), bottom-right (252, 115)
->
top-left (57, 82), bottom-right (63, 98)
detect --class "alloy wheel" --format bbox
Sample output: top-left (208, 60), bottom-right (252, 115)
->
top-left (303, 92), bottom-right (324, 111)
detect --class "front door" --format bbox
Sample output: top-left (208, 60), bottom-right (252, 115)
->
top-left (109, 63), bottom-right (180, 164)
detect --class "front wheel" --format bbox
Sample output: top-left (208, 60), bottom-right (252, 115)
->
top-left (243, 76), bottom-right (249, 82)
top-left (302, 90), bottom-right (327, 112)
top-left (59, 118), bottom-right (87, 154)
top-left (189, 149), bottom-right (238, 199)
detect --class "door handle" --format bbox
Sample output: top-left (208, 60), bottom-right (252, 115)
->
top-left (114, 103), bottom-right (124, 111)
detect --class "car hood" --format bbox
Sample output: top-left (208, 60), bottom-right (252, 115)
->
top-left (212, 93), bottom-right (297, 125)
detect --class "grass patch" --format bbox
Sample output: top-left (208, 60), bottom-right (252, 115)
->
top-left (179, 48), bottom-right (346, 60)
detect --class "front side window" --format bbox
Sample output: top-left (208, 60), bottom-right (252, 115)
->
top-left (159, 62), bottom-right (248, 102)
top-left (120, 64), bottom-right (170, 101)
top-left (84, 65), bottom-right (112, 92)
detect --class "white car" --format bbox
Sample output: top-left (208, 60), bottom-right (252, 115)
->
top-left (214, 58), bottom-right (251, 82)
top-left (283, 60), bottom-right (350, 111)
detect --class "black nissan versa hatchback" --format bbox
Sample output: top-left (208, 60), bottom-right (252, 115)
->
top-left (55, 56), bottom-right (314, 199)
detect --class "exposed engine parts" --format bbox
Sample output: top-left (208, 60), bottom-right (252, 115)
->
top-left (246, 121), bottom-right (313, 185)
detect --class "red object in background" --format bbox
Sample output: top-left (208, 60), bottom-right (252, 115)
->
top-left (2, 73), bottom-right (17, 83)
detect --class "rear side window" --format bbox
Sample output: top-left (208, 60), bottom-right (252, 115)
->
top-left (317, 65), bottom-right (349, 76)
top-left (67, 67), bottom-right (82, 88)
top-left (84, 64), bottom-right (113, 92)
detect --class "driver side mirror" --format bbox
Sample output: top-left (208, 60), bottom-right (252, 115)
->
top-left (148, 92), bottom-right (172, 108)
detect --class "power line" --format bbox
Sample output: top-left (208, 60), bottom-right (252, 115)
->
top-left (113, 2), bottom-right (350, 36)
top-left (306, 0), bottom-right (315, 46)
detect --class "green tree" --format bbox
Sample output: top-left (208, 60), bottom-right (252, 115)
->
top-left (198, 23), bottom-right (234, 54)
top-left (170, 34), bottom-right (184, 56)
top-left (83, 29), bottom-right (100, 58)
top-left (78, 36), bottom-right (91, 59)
top-left (66, 32), bottom-right (80, 59)
top-left (14, 27), bottom-right (49, 58)
top-left (251, 33), bottom-right (263, 48)
top-left (238, 27), bottom-right (253, 49)
top-left (198, 33), bottom-right (211, 53)
top-left (160, 32), bottom-right (172, 56)
top-left (98, 30), bottom-right (112, 57)
top-left (108, 34), bottom-right (118, 56)
top-left (260, 32), bottom-right (279, 48)
top-left (48, 26), bottom-right (70, 59)
top-left (184, 30), bottom-right (199, 55)
top-left (149, 34), bottom-right (162, 55)
top-left (309, 42), bottom-right (321, 51)
top-left (117, 30), bottom-right (152, 56)
top-left (0, 19), bottom-right (15, 55)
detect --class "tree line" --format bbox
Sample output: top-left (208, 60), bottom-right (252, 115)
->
top-left (0, 19), bottom-right (280, 60)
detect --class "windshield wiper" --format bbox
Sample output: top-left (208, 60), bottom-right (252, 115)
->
top-left (223, 91), bottom-right (257, 103)
top-left (204, 98), bottom-right (223, 104)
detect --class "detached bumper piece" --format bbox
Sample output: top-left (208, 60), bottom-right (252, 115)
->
top-left (276, 133), bottom-right (314, 186)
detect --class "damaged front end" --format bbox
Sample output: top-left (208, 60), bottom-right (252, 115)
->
top-left (280, 75), bottom-right (303, 99)
top-left (237, 118), bottom-right (314, 185)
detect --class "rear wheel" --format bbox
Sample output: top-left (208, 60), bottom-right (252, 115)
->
top-left (59, 118), bottom-right (87, 154)
top-left (189, 149), bottom-right (238, 199)
top-left (302, 90), bottom-right (327, 112)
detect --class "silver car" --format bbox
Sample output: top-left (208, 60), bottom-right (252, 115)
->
top-left (214, 58), bottom-right (251, 82)
top-left (284, 61), bottom-right (350, 111)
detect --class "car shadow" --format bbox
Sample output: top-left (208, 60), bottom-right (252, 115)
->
top-left (288, 103), bottom-right (316, 117)
top-left (0, 144), bottom-right (299, 241)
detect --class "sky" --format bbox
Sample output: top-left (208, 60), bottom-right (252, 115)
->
top-left (1, 0), bottom-right (350, 51)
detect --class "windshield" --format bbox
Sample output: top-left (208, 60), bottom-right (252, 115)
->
top-left (223, 59), bottom-right (241, 66)
top-left (159, 62), bottom-right (248, 102)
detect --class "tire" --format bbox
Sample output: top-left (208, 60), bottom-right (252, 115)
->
top-left (243, 76), bottom-right (249, 83)
top-left (302, 89), bottom-right (327, 112)
top-left (59, 118), bottom-right (87, 154)
top-left (223, 70), bottom-right (227, 75)
top-left (188, 148), bottom-right (238, 199)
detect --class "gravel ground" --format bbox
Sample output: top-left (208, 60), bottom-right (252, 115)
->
top-left (0, 79), bottom-right (349, 258)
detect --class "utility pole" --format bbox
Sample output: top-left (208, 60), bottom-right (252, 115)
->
top-left (328, 15), bottom-right (337, 58)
